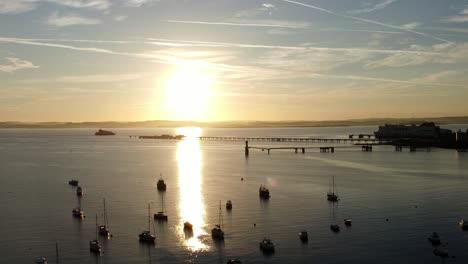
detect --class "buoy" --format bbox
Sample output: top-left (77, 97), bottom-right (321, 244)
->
top-left (254, 223), bottom-right (256, 227)
top-left (386, 218), bottom-right (389, 221)
top-left (241, 178), bottom-right (244, 181)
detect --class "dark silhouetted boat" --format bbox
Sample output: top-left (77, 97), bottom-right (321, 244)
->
top-left (327, 176), bottom-right (339, 202)
top-left (227, 260), bottom-right (242, 264)
top-left (330, 224), bottom-right (340, 232)
top-left (433, 245), bottom-right (448, 257)
top-left (428, 232), bottom-right (441, 245)
top-left (259, 185), bottom-right (270, 199)
top-left (157, 174), bottom-right (166, 191)
top-left (299, 231), bottom-right (308, 242)
top-left (76, 186), bottom-right (83, 196)
top-left (99, 198), bottom-right (111, 237)
top-left (259, 238), bottom-right (275, 253)
top-left (95, 129), bottom-right (115, 136)
top-left (154, 195), bottom-right (168, 221)
top-left (139, 203), bottom-right (156, 243)
top-left (89, 214), bottom-right (102, 255)
top-left (35, 257), bottom-right (47, 264)
top-left (184, 221), bottom-right (193, 231)
top-left (72, 208), bottom-right (84, 218)
top-left (460, 220), bottom-right (468, 230)
top-left (212, 201), bottom-right (225, 240)
top-left (226, 200), bottom-right (232, 210)
top-left (68, 179), bottom-right (79, 186)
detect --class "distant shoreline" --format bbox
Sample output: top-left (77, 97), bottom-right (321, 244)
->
top-left (1, 116), bottom-right (468, 129)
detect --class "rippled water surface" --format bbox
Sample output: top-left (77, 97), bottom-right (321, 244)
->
top-left (1, 126), bottom-right (467, 264)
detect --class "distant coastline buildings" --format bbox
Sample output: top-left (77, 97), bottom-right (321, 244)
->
top-left (374, 122), bottom-right (468, 149)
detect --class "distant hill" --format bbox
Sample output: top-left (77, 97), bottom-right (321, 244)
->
top-left (1, 116), bottom-right (468, 129)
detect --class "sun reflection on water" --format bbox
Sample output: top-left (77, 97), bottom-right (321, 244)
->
top-left (176, 127), bottom-right (209, 252)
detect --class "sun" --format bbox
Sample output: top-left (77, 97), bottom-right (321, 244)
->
top-left (163, 68), bottom-right (214, 121)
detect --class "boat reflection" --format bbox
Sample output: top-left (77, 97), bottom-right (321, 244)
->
top-left (176, 127), bottom-right (209, 252)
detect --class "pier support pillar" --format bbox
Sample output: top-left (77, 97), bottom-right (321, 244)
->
top-left (245, 141), bottom-right (249, 156)
top-left (267, 149), bottom-right (270, 155)
top-left (331, 147), bottom-right (335, 153)
top-left (302, 148), bottom-right (305, 153)
top-left (295, 148), bottom-right (298, 153)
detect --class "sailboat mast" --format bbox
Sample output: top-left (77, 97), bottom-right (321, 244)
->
top-left (103, 198), bottom-right (107, 227)
top-left (332, 176), bottom-right (335, 194)
top-left (95, 214), bottom-right (98, 240)
top-left (55, 242), bottom-right (59, 264)
top-left (218, 200), bottom-right (222, 227)
top-left (147, 203), bottom-right (150, 231)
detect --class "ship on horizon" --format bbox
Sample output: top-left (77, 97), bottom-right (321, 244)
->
top-left (95, 129), bottom-right (116, 136)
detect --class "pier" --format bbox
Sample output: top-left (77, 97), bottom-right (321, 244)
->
top-left (197, 136), bottom-right (385, 144)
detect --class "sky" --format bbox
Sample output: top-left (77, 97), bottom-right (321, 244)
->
top-left (1, 0), bottom-right (468, 122)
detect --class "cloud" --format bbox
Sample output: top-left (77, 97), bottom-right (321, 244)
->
top-left (114, 15), bottom-right (128, 21)
top-left (46, 12), bottom-right (101, 26)
top-left (123, 0), bottom-right (158, 7)
top-left (166, 19), bottom-right (308, 29)
top-left (0, 57), bottom-right (39, 73)
top-left (0, 0), bottom-right (39, 14)
top-left (235, 2), bottom-right (276, 18)
top-left (444, 6), bottom-right (468, 23)
top-left (278, 0), bottom-right (452, 43)
top-left (401, 22), bottom-right (422, 30)
top-left (348, 0), bottom-right (397, 15)
top-left (45, 0), bottom-right (111, 10)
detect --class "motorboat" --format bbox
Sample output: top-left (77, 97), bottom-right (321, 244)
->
top-left (226, 200), bottom-right (232, 210)
top-left (72, 208), bottom-right (84, 218)
top-left (68, 179), bottom-right (79, 186)
top-left (344, 219), bottom-right (352, 226)
top-left (89, 214), bottom-right (101, 254)
top-left (99, 198), bottom-right (111, 237)
top-left (428, 232), bottom-right (441, 245)
top-left (299, 231), bottom-right (308, 242)
top-left (259, 185), bottom-right (270, 199)
top-left (76, 186), bottom-right (83, 196)
top-left (330, 224), bottom-right (340, 232)
top-left (35, 257), bottom-right (47, 263)
top-left (139, 203), bottom-right (156, 243)
top-left (184, 221), bottom-right (193, 231)
top-left (95, 129), bottom-right (115, 136)
top-left (157, 176), bottom-right (166, 191)
top-left (460, 220), bottom-right (468, 230)
top-left (259, 238), bottom-right (275, 253)
top-left (327, 176), bottom-right (339, 202)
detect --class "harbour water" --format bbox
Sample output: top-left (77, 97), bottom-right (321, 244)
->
top-left (1, 126), bottom-right (467, 264)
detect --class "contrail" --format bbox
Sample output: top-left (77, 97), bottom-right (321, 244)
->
top-left (278, 0), bottom-right (453, 43)
top-left (166, 19), bottom-right (306, 29)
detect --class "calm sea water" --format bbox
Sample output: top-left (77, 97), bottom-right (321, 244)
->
top-left (1, 126), bottom-right (468, 264)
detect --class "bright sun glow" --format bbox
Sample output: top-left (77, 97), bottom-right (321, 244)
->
top-left (164, 69), bottom-right (214, 121)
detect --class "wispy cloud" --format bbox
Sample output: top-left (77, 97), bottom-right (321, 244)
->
top-left (401, 22), bottom-right (422, 30)
top-left (235, 3), bottom-right (276, 18)
top-left (46, 12), bottom-right (101, 27)
top-left (444, 6), bottom-right (468, 23)
top-left (45, 0), bottom-right (111, 10)
top-left (124, 0), bottom-right (159, 7)
top-left (278, 0), bottom-right (452, 43)
top-left (348, 0), bottom-right (397, 15)
top-left (0, 57), bottom-right (39, 73)
top-left (114, 15), bottom-right (128, 21)
top-left (166, 19), bottom-right (307, 29)
top-left (0, 0), bottom-right (39, 14)
top-left (22, 73), bottom-right (148, 83)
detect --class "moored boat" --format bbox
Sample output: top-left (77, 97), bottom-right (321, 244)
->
top-left (211, 201), bottom-right (225, 240)
top-left (154, 195), bottom-right (168, 221)
top-left (157, 174), bottom-right (166, 191)
top-left (35, 257), bottom-right (47, 264)
top-left (259, 238), bottom-right (275, 253)
top-left (184, 221), bottom-right (193, 231)
top-left (226, 200), bottom-right (232, 210)
top-left (95, 129), bottom-right (115, 136)
top-left (428, 232), bottom-right (441, 245)
top-left (299, 231), bottom-right (308, 242)
top-left (460, 220), bottom-right (468, 230)
top-left (76, 186), bottom-right (83, 196)
top-left (259, 185), bottom-right (270, 199)
top-left (344, 219), bottom-right (352, 226)
top-left (68, 179), bottom-right (79, 186)
top-left (72, 208), bottom-right (84, 218)
top-left (99, 198), bottom-right (111, 237)
top-left (139, 204), bottom-right (156, 243)
top-left (327, 176), bottom-right (339, 202)
top-left (330, 224), bottom-right (340, 232)
top-left (89, 214), bottom-right (102, 254)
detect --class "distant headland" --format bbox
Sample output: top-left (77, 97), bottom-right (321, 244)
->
top-left (1, 116), bottom-right (468, 129)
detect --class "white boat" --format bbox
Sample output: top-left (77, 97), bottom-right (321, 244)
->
top-left (89, 214), bottom-right (102, 254)
top-left (99, 198), bottom-right (111, 237)
top-left (139, 203), bottom-right (156, 243)
top-left (259, 238), bottom-right (275, 253)
top-left (211, 201), bottom-right (225, 240)
top-left (428, 232), bottom-right (441, 245)
top-left (344, 219), bottom-right (352, 226)
top-left (460, 220), bottom-right (468, 230)
top-left (327, 176), bottom-right (339, 202)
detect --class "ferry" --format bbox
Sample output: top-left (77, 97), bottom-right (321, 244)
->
top-left (95, 129), bottom-right (115, 136)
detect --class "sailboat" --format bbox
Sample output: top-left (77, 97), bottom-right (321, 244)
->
top-left (89, 214), bottom-right (102, 254)
top-left (139, 203), bottom-right (156, 243)
top-left (99, 198), bottom-right (111, 237)
top-left (211, 201), bottom-right (225, 240)
top-left (154, 195), bottom-right (168, 221)
top-left (157, 173), bottom-right (166, 191)
top-left (327, 176), bottom-right (339, 202)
